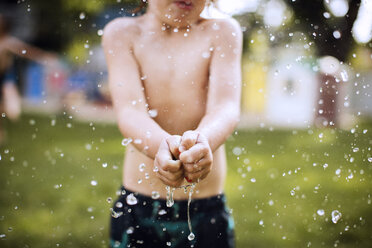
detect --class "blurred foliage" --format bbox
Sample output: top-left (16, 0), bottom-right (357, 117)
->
top-left (0, 114), bottom-right (371, 247)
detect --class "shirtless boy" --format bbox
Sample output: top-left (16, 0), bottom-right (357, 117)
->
top-left (102, 0), bottom-right (242, 247)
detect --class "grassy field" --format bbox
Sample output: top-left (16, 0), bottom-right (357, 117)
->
top-left (0, 113), bottom-right (371, 248)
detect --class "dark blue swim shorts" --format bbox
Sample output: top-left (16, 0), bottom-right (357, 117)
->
top-left (110, 186), bottom-right (235, 248)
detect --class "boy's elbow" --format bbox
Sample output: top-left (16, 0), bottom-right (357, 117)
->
top-left (231, 110), bottom-right (240, 129)
top-left (227, 105), bottom-right (240, 129)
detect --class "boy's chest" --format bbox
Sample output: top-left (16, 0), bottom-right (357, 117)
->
top-left (133, 33), bottom-right (212, 87)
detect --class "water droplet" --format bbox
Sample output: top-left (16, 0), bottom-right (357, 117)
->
top-left (22, 49), bottom-right (27, 54)
top-left (97, 29), bottom-right (104, 36)
top-left (333, 30), bottom-right (341, 39)
top-left (115, 201), bottom-right (123, 208)
top-left (107, 197), bottom-right (112, 203)
top-left (166, 241), bottom-right (171, 246)
top-left (126, 193), bottom-right (138, 205)
top-left (102, 163), bottom-right (108, 168)
top-left (335, 169), bottom-right (341, 176)
top-left (317, 209), bottom-right (325, 216)
top-left (212, 23), bottom-right (220, 30)
top-left (331, 210), bottom-right (342, 223)
top-left (353, 147), bottom-right (359, 152)
top-left (188, 232), bottom-right (195, 241)
top-left (166, 186), bottom-right (175, 207)
top-left (158, 209), bottom-right (167, 215)
top-left (323, 12), bottom-right (331, 18)
top-left (137, 179), bottom-right (142, 184)
top-left (126, 227), bottom-right (134, 234)
top-left (85, 144), bottom-right (92, 150)
top-left (148, 109), bottom-right (158, 118)
top-left (79, 12), bottom-right (86, 20)
top-left (153, 166), bottom-right (159, 172)
top-left (139, 163), bottom-right (146, 172)
top-left (151, 191), bottom-right (160, 199)
top-left (90, 180), bottom-right (97, 186)
top-left (340, 70), bottom-right (348, 81)
top-left (232, 147), bottom-right (242, 156)
top-left (368, 157), bottom-right (372, 163)
top-left (259, 220), bottom-right (264, 226)
top-left (347, 173), bottom-right (353, 179)
top-left (121, 138), bottom-right (132, 146)
top-left (111, 208), bottom-right (123, 218)
top-left (202, 52), bottom-right (210, 59)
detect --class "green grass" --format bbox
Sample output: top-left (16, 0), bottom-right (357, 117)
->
top-left (0, 113), bottom-right (371, 247)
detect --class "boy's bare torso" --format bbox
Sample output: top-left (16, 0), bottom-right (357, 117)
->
top-left (116, 15), bottom-right (228, 200)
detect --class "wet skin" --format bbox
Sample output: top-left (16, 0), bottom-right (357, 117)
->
top-left (103, 0), bottom-right (242, 199)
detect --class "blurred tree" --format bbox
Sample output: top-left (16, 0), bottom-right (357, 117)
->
top-left (285, 0), bottom-right (362, 127)
top-left (285, 0), bottom-right (361, 62)
top-left (1, 0), bottom-right (140, 52)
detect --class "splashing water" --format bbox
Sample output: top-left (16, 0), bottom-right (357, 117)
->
top-left (121, 138), bottom-right (132, 146)
top-left (331, 210), bottom-right (342, 223)
top-left (110, 208), bottom-right (123, 218)
top-left (187, 184), bottom-right (196, 240)
top-left (188, 232), bottom-right (195, 241)
top-left (152, 191), bottom-right (160, 199)
top-left (166, 186), bottom-right (175, 207)
top-left (166, 183), bottom-right (196, 241)
top-left (126, 193), bottom-right (138, 205)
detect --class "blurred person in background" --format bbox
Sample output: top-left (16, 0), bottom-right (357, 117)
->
top-left (0, 13), bottom-right (58, 144)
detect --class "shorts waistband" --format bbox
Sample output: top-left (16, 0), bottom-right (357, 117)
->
top-left (116, 185), bottom-right (227, 220)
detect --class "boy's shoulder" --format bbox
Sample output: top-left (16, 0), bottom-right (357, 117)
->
top-left (103, 16), bottom-right (142, 40)
top-left (200, 17), bottom-right (242, 36)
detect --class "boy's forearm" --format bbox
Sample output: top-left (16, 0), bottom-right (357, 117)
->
top-left (196, 104), bottom-right (240, 152)
top-left (117, 107), bottom-right (170, 159)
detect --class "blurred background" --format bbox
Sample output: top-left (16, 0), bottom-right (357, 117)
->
top-left (0, 0), bottom-right (371, 247)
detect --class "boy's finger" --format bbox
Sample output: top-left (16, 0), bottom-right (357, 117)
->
top-left (179, 131), bottom-right (199, 152)
top-left (157, 166), bottom-right (184, 181)
top-left (179, 143), bottom-right (206, 164)
top-left (155, 140), bottom-right (174, 168)
top-left (185, 167), bottom-right (210, 182)
top-left (157, 173), bottom-right (184, 188)
top-left (162, 159), bottom-right (182, 173)
top-left (166, 135), bottom-right (181, 159)
top-left (183, 163), bottom-right (203, 173)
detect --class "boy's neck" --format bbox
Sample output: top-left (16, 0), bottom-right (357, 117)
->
top-left (143, 12), bottom-right (203, 33)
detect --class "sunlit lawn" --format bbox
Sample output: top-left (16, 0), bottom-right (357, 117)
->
top-left (0, 113), bottom-right (371, 247)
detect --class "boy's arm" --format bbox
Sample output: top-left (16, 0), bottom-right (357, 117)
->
top-left (184, 19), bottom-right (242, 152)
top-left (102, 19), bottom-right (171, 160)
top-left (179, 18), bottom-right (242, 182)
top-left (4, 36), bottom-right (57, 65)
top-left (197, 18), bottom-right (242, 151)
